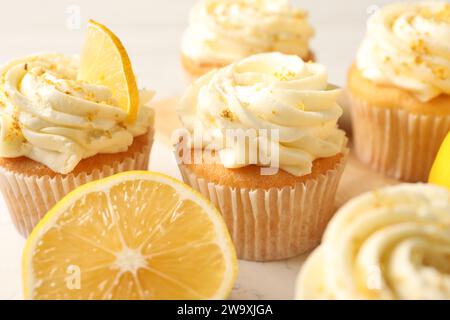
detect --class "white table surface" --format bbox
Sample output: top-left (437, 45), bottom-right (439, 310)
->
top-left (0, 0), bottom-right (398, 300)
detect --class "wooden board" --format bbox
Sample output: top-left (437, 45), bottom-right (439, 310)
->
top-left (151, 98), bottom-right (399, 209)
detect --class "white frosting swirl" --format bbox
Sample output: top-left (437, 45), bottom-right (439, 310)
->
top-left (357, 1), bottom-right (450, 102)
top-left (0, 54), bottom-right (154, 174)
top-left (177, 52), bottom-right (346, 177)
top-left (182, 0), bottom-right (314, 65)
top-left (297, 184), bottom-right (450, 300)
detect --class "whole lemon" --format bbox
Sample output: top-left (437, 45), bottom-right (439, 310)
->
top-left (429, 132), bottom-right (450, 190)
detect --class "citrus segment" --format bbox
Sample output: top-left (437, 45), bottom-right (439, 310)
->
top-left (23, 171), bottom-right (237, 300)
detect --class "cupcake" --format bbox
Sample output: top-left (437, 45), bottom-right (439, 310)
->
top-left (181, 0), bottom-right (315, 79)
top-left (296, 184), bottom-right (450, 300)
top-left (175, 52), bottom-right (348, 261)
top-left (348, 1), bottom-right (450, 182)
top-left (0, 24), bottom-right (155, 237)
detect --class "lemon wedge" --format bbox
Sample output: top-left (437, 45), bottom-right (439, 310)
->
top-left (429, 132), bottom-right (450, 190)
top-left (22, 171), bottom-right (237, 300)
top-left (78, 20), bottom-right (139, 122)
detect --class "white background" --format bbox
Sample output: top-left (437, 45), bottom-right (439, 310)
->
top-left (0, 0), bottom-right (408, 300)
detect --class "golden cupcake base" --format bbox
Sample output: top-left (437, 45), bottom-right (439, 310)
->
top-left (347, 65), bottom-right (450, 182)
top-left (178, 153), bottom-right (347, 261)
top-left (174, 144), bottom-right (348, 262)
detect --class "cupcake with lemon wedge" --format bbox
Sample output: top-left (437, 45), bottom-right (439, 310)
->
top-left (181, 0), bottom-right (315, 79)
top-left (0, 20), bottom-right (155, 237)
top-left (176, 52), bottom-right (348, 261)
top-left (348, 1), bottom-right (450, 182)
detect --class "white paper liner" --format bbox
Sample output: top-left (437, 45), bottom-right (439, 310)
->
top-left (0, 131), bottom-right (153, 237)
top-left (178, 154), bottom-right (348, 261)
top-left (350, 95), bottom-right (450, 182)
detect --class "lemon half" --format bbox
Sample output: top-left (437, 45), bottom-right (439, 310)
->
top-left (22, 171), bottom-right (237, 300)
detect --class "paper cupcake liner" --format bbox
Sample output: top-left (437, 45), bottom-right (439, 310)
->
top-left (0, 131), bottom-right (153, 237)
top-left (350, 95), bottom-right (450, 182)
top-left (177, 154), bottom-right (347, 261)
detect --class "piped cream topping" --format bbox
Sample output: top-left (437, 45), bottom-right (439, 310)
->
top-left (297, 184), bottom-right (450, 300)
top-left (0, 53), bottom-right (154, 174)
top-left (357, 1), bottom-right (450, 102)
top-left (182, 0), bottom-right (315, 65)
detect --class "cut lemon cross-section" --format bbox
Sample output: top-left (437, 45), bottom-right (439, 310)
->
top-left (78, 20), bottom-right (139, 122)
top-left (22, 171), bottom-right (237, 300)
